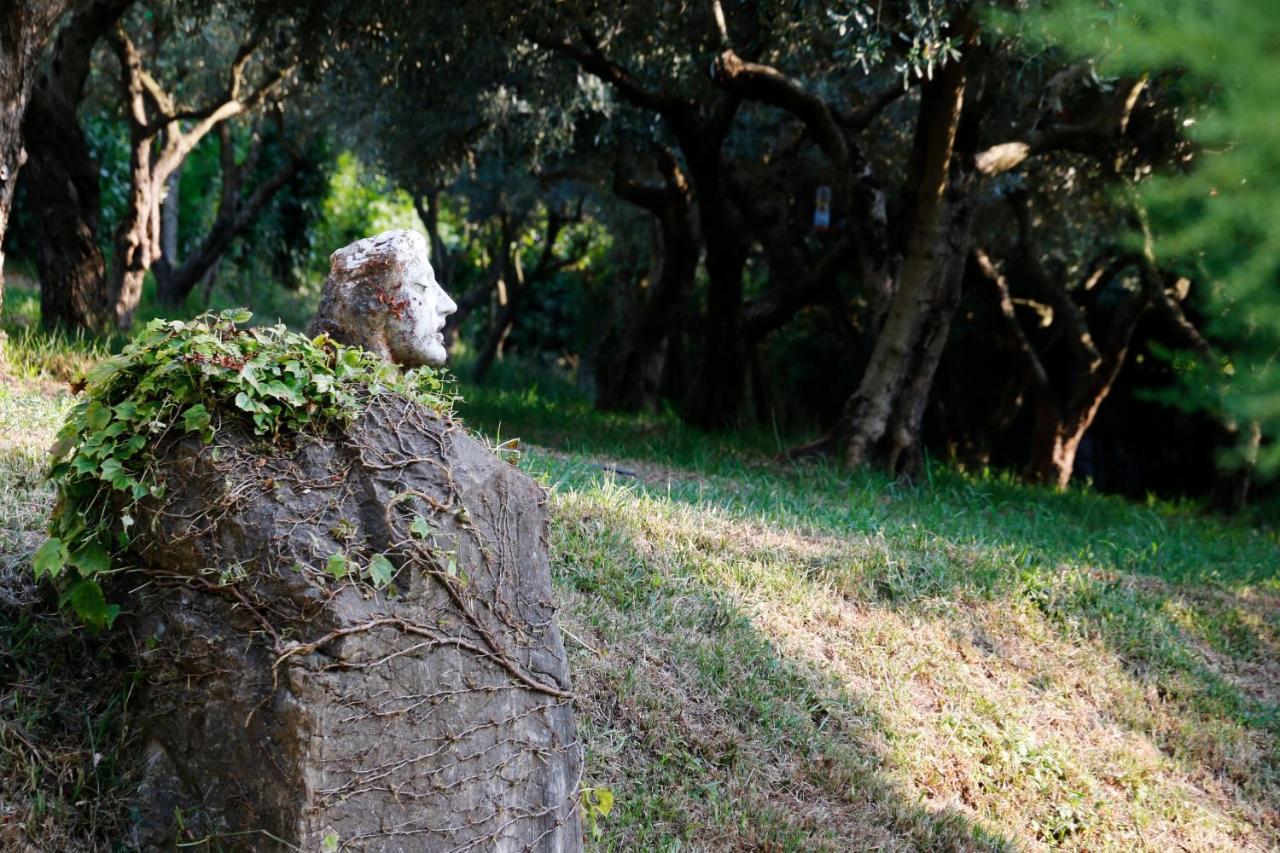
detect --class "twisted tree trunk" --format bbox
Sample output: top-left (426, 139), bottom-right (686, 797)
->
top-left (975, 191), bottom-right (1155, 490)
top-left (834, 59), bottom-right (972, 476)
top-left (1, 0), bottom-right (78, 328)
top-left (23, 0), bottom-right (131, 330)
top-left (108, 26), bottom-right (293, 328)
top-left (532, 31), bottom-right (748, 428)
top-left (683, 159), bottom-right (750, 427)
top-left (24, 85), bottom-right (110, 329)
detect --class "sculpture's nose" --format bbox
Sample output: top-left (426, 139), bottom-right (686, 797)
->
top-left (439, 288), bottom-right (458, 317)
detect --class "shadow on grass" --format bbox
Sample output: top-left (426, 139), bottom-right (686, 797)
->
top-left (458, 376), bottom-right (1280, 846)
top-left (549, 490), bottom-right (1019, 850)
top-left (458, 374), bottom-right (1278, 586)
top-left (0, 561), bottom-right (139, 850)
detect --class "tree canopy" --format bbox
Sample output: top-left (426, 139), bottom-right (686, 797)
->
top-left (1, 0), bottom-right (1275, 507)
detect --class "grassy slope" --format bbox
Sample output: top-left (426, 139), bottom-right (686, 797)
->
top-left (1, 311), bottom-right (1277, 850)
top-left (462, 367), bottom-right (1280, 851)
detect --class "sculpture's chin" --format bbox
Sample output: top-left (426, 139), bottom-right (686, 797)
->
top-left (389, 336), bottom-right (448, 369)
top-left (421, 342), bottom-right (448, 368)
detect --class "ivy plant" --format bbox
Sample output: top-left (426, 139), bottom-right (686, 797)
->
top-left (37, 309), bottom-right (455, 629)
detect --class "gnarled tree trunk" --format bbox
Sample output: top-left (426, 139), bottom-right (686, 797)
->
top-left (681, 140), bottom-right (750, 428)
top-left (975, 192), bottom-right (1155, 490)
top-left (1021, 299), bottom-right (1149, 490)
top-left (23, 0), bottom-right (132, 331)
top-left (533, 32), bottom-right (748, 428)
top-left (107, 25), bottom-right (292, 328)
top-left (24, 84), bottom-right (110, 329)
top-left (835, 59), bottom-right (972, 476)
top-left (0, 0), bottom-right (78, 328)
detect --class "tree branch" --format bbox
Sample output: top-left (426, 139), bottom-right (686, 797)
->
top-left (973, 247), bottom-right (1050, 391)
top-left (976, 76), bottom-right (1148, 175)
top-left (529, 30), bottom-right (685, 120)
top-left (743, 237), bottom-right (854, 342)
top-left (1011, 191), bottom-right (1102, 370)
top-left (836, 80), bottom-right (913, 130)
top-left (111, 26), bottom-right (148, 128)
top-left (160, 134), bottom-right (301, 304)
top-left (612, 146), bottom-right (685, 214)
top-left (711, 47), bottom-right (850, 174)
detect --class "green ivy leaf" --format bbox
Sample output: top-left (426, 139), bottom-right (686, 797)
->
top-left (409, 515), bottom-right (432, 539)
top-left (50, 434), bottom-right (76, 459)
top-left (234, 391), bottom-right (263, 413)
top-left (262, 379), bottom-right (304, 405)
top-left (367, 553), bottom-right (394, 588)
top-left (320, 833), bottom-right (340, 853)
top-left (325, 553), bottom-right (349, 580)
top-left (182, 404), bottom-right (211, 433)
top-left (592, 787), bottom-right (614, 816)
top-left (119, 434), bottom-right (148, 458)
top-left (33, 538), bottom-right (69, 579)
top-left (70, 541), bottom-right (111, 577)
top-left (84, 401), bottom-right (111, 431)
top-left (66, 580), bottom-right (119, 630)
top-left (99, 457), bottom-right (125, 482)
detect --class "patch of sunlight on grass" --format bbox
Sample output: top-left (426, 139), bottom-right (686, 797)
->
top-left (531, 449), bottom-right (1279, 850)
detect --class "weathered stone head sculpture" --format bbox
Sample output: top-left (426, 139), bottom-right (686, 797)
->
top-left (309, 229), bottom-right (458, 367)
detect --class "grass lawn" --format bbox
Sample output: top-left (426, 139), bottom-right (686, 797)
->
top-left (460, 369), bottom-right (1279, 851)
top-left (1, 307), bottom-right (1277, 850)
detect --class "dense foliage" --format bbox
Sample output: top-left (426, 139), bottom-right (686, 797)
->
top-left (1028, 0), bottom-right (1280, 474)
top-left (35, 309), bottom-right (454, 627)
top-left (1, 0), bottom-right (1275, 509)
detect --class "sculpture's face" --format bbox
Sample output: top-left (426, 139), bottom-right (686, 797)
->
top-left (386, 247), bottom-right (458, 368)
top-left (320, 230), bottom-right (458, 368)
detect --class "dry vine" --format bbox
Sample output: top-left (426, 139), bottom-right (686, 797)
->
top-left (124, 392), bottom-right (581, 850)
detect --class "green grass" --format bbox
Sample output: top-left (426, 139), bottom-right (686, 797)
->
top-left (1, 281), bottom-right (121, 384)
top-left (1, 314), bottom-right (1278, 849)
top-left (454, 363), bottom-right (1280, 850)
